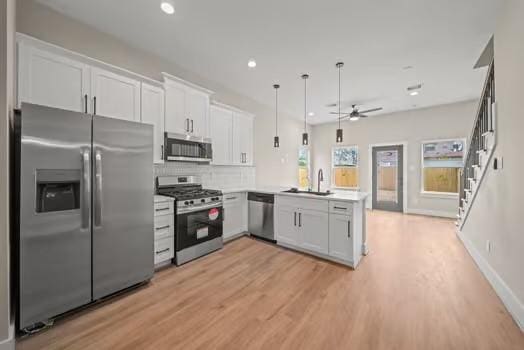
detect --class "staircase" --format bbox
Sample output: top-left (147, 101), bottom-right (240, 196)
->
top-left (457, 61), bottom-right (496, 229)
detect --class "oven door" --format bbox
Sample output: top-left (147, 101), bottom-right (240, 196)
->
top-left (176, 205), bottom-right (223, 251)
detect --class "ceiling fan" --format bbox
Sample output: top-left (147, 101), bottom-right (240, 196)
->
top-left (330, 104), bottom-right (383, 121)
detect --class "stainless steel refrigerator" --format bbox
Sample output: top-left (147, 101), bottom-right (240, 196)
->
top-left (14, 103), bottom-right (154, 332)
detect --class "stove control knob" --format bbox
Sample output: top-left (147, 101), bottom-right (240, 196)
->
top-left (201, 199), bottom-right (206, 203)
top-left (189, 200), bottom-right (194, 205)
top-left (184, 201), bottom-right (189, 205)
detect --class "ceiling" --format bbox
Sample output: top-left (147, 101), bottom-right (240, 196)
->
top-left (37, 0), bottom-right (501, 124)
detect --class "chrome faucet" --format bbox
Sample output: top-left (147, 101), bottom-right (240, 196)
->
top-left (317, 169), bottom-right (324, 193)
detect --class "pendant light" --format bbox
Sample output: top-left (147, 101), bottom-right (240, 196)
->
top-left (301, 74), bottom-right (309, 146)
top-left (336, 62), bottom-right (344, 143)
top-left (273, 84), bottom-right (280, 148)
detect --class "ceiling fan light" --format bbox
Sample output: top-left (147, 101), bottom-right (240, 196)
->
top-left (349, 116), bottom-right (360, 122)
top-left (274, 136), bottom-right (280, 148)
top-left (336, 129), bottom-right (343, 143)
top-left (302, 133), bottom-right (309, 146)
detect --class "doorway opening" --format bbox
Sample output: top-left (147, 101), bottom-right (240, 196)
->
top-left (372, 145), bottom-right (404, 212)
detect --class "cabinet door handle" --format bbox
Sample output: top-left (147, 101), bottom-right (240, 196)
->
top-left (155, 225), bottom-right (170, 231)
top-left (155, 207), bottom-right (170, 212)
top-left (348, 220), bottom-right (351, 238)
top-left (161, 145), bottom-right (164, 160)
top-left (191, 119), bottom-right (194, 133)
top-left (299, 213), bottom-right (302, 227)
top-left (225, 197), bottom-right (237, 200)
top-left (84, 94), bottom-right (88, 114)
top-left (93, 96), bottom-right (97, 115)
top-left (155, 248), bottom-right (170, 255)
top-left (185, 118), bottom-right (189, 132)
top-left (294, 212), bottom-right (297, 226)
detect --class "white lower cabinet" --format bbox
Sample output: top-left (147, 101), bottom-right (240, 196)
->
top-left (154, 197), bottom-right (175, 266)
top-left (328, 213), bottom-right (353, 262)
top-left (223, 192), bottom-right (247, 240)
top-left (275, 205), bottom-right (300, 246)
top-left (300, 209), bottom-right (329, 255)
top-left (275, 195), bottom-right (361, 267)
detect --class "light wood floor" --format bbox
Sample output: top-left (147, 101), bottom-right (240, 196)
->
top-left (18, 211), bottom-right (524, 350)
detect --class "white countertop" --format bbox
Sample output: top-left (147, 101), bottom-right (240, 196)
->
top-left (154, 195), bottom-right (174, 203)
top-left (218, 187), bottom-right (368, 202)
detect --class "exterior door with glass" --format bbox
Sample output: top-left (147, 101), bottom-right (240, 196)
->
top-left (372, 145), bottom-right (403, 212)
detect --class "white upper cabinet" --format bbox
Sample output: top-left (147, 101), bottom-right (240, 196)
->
top-left (164, 82), bottom-right (187, 135)
top-left (232, 112), bottom-right (254, 166)
top-left (186, 90), bottom-right (209, 137)
top-left (163, 74), bottom-right (212, 138)
top-left (141, 83), bottom-right (165, 164)
top-left (210, 105), bottom-right (233, 165)
top-left (91, 67), bottom-right (141, 121)
top-left (18, 44), bottom-right (90, 112)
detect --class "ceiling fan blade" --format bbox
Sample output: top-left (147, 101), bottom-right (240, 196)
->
top-left (358, 107), bottom-right (383, 114)
top-left (329, 112), bottom-right (351, 116)
top-left (359, 114), bottom-right (369, 118)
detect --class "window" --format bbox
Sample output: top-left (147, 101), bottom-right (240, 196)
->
top-left (421, 139), bottom-right (465, 195)
top-left (332, 146), bottom-right (359, 189)
top-left (298, 147), bottom-right (310, 190)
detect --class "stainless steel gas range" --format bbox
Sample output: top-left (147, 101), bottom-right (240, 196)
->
top-left (156, 176), bottom-right (223, 265)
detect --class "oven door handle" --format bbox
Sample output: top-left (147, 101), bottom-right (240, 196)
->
top-left (177, 203), bottom-right (223, 214)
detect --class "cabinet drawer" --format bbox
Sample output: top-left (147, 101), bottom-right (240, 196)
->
top-left (329, 201), bottom-right (353, 216)
top-left (277, 195), bottom-right (329, 212)
top-left (223, 192), bottom-right (243, 204)
top-left (154, 214), bottom-right (174, 240)
top-left (154, 201), bottom-right (174, 216)
top-left (154, 237), bottom-right (174, 265)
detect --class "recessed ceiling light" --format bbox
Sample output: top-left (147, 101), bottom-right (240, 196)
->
top-left (308, 112), bottom-right (315, 117)
top-left (410, 91), bottom-right (419, 96)
top-left (160, 1), bottom-right (175, 15)
top-left (247, 59), bottom-right (257, 68)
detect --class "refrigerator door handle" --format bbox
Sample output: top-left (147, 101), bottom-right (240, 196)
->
top-left (94, 148), bottom-right (103, 227)
top-left (81, 148), bottom-right (91, 230)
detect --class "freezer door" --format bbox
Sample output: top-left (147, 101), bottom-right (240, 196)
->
top-left (92, 115), bottom-right (154, 300)
top-left (17, 103), bottom-right (92, 329)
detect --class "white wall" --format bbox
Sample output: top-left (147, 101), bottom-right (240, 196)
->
top-left (0, 0), bottom-right (16, 348)
top-left (310, 101), bottom-right (477, 217)
top-left (460, 0), bottom-right (524, 330)
top-left (16, 0), bottom-right (306, 189)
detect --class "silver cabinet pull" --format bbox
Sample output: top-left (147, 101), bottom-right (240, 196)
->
top-left (348, 220), bottom-right (351, 238)
top-left (93, 96), bottom-right (97, 115)
top-left (225, 196), bottom-right (237, 200)
top-left (155, 248), bottom-right (170, 255)
top-left (81, 148), bottom-right (90, 230)
top-left (299, 213), bottom-right (302, 227)
top-left (161, 145), bottom-right (164, 160)
top-left (155, 225), bottom-right (170, 231)
top-left (191, 119), bottom-right (194, 133)
top-left (334, 206), bottom-right (347, 210)
top-left (155, 207), bottom-right (170, 212)
top-left (294, 212), bottom-right (297, 226)
top-left (94, 148), bottom-right (103, 227)
top-left (84, 94), bottom-right (88, 114)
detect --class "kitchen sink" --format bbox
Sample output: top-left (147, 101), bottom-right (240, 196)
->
top-left (282, 189), bottom-right (332, 196)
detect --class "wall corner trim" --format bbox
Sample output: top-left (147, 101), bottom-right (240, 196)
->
top-left (457, 230), bottom-right (524, 331)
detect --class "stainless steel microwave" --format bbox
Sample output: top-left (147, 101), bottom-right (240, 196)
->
top-left (164, 132), bottom-right (213, 163)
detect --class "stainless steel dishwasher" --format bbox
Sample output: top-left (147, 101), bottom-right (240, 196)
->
top-left (248, 192), bottom-right (275, 243)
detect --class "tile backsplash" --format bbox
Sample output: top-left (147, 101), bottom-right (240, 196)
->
top-left (154, 163), bottom-right (256, 190)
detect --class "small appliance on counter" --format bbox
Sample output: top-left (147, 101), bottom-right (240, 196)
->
top-left (156, 176), bottom-right (223, 265)
top-left (13, 103), bottom-right (154, 333)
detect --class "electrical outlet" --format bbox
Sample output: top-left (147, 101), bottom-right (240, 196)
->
top-left (486, 240), bottom-right (491, 253)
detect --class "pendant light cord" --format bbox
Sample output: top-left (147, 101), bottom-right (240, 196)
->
top-left (304, 77), bottom-right (307, 132)
top-left (338, 64), bottom-right (341, 129)
top-left (275, 87), bottom-right (278, 136)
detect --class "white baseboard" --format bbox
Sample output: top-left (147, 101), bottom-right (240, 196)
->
top-left (406, 208), bottom-right (456, 219)
top-left (0, 336), bottom-right (15, 350)
top-left (457, 230), bottom-right (524, 331)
